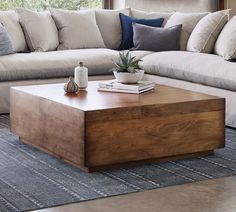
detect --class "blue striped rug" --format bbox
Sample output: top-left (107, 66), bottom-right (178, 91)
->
top-left (0, 115), bottom-right (236, 211)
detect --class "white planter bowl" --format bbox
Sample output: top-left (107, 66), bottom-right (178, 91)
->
top-left (113, 70), bottom-right (144, 84)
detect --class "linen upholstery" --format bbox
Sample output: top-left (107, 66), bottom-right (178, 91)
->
top-left (140, 51), bottom-right (236, 91)
top-left (130, 8), bottom-right (173, 26)
top-left (0, 49), bottom-right (120, 81)
top-left (214, 16), bottom-right (236, 60)
top-left (130, 50), bottom-right (154, 59)
top-left (165, 12), bottom-right (207, 50)
top-left (95, 9), bottom-right (129, 49)
top-left (0, 49), bottom-right (152, 82)
top-left (0, 10), bottom-right (27, 52)
top-left (187, 10), bottom-right (230, 53)
top-left (133, 23), bottom-right (182, 51)
top-left (50, 9), bottom-right (105, 50)
top-left (0, 24), bottom-right (14, 56)
top-left (16, 8), bottom-right (59, 52)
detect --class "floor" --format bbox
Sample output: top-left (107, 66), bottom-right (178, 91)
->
top-left (35, 176), bottom-right (236, 212)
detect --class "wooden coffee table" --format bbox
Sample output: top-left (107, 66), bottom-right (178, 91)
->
top-left (10, 82), bottom-right (225, 172)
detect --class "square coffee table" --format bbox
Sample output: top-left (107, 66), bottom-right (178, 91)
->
top-left (10, 82), bottom-right (225, 172)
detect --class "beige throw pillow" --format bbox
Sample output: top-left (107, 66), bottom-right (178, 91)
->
top-left (16, 8), bottom-right (59, 52)
top-left (130, 8), bottom-right (173, 26)
top-left (187, 10), bottom-right (230, 53)
top-left (95, 8), bottom-right (129, 50)
top-left (50, 8), bottom-right (105, 50)
top-left (165, 12), bottom-right (207, 50)
top-left (0, 10), bottom-right (27, 52)
top-left (214, 16), bottom-right (236, 60)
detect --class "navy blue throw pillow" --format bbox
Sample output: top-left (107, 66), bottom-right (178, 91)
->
top-left (119, 13), bottom-right (164, 50)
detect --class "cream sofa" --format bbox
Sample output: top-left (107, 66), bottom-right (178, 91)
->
top-left (0, 8), bottom-right (236, 128)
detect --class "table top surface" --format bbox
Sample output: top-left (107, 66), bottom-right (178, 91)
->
top-left (12, 81), bottom-right (222, 111)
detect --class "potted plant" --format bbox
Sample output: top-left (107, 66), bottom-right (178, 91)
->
top-left (112, 51), bottom-right (144, 84)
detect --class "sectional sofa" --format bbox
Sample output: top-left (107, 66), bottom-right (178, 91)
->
top-left (0, 7), bottom-right (236, 128)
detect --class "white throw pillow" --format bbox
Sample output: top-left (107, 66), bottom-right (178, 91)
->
top-left (16, 8), bottom-right (59, 52)
top-left (165, 12), bottom-right (207, 50)
top-left (0, 10), bottom-right (27, 52)
top-left (214, 16), bottom-right (236, 60)
top-left (95, 8), bottom-right (129, 50)
top-left (187, 10), bottom-right (230, 53)
top-left (130, 8), bottom-right (173, 26)
top-left (50, 8), bottom-right (105, 50)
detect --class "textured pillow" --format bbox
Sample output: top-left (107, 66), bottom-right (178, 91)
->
top-left (130, 8), bottom-right (173, 26)
top-left (119, 13), bottom-right (164, 50)
top-left (0, 23), bottom-right (14, 56)
top-left (214, 16), bottom-right (236, 60)
top-left (95, 9), bottom-right (129, 49)
top-left (133, 23), bottom-right (182, 52)
top-left (0, 10), bottom-right (27, 52)
top-left (50, 8), bottom-right (105, 50)
top-left (16, 8), bottom-right (59, 52)
top-left (165, 12), bottom-right (208, 50)
top-left (187, 10), bottom-right (230, 53)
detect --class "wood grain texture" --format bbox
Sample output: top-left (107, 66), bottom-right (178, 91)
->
top-left (10, 82), bottom-right (225, 172)
top-left (10, 83), bottom-right (222, 111)
top-left (84, 151), bottom-right (214, 172)
top-left (10, 89), bottom-right (85, 167)
top-left (86, 111), bottom-right (225, 167)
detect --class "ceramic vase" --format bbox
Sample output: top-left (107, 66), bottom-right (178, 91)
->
top-left (64, 76), bottom-right (79, 94)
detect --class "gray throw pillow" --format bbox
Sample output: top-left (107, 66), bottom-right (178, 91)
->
top-left (0, 23), bottom-right (14, 56)
top-left (133, 23), bottom-right (182, 52)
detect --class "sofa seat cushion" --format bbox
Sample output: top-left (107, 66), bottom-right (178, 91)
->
top-left (0, 49), bottom-right (121, 81)
top-left (140, 51), bottom-right (236, 91)
top-left (130, 50), bottom-right (154, 60)
top-left (0, 49), bottom-right (153, 82)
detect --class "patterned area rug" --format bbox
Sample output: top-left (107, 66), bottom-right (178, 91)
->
top-left (0, 115), bottom-right (236, 211)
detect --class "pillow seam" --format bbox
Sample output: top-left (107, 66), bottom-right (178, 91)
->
top-left (199, 13), bottom-right (228, 53)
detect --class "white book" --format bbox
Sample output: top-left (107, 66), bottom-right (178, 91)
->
top-left (98, 80), bottom-right (156, 92)
top-left (97, 86), bottom-right (155, 94)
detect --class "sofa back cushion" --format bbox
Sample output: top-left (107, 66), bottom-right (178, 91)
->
top-left (0, 10), bottom-right (27, 52)
top-left (165, 12), bottom-right (207, 51)
top-left (50, 8), bottom-right (105, 50)
top-left (16, 8), bottom-right (59, 52)
top-left (119, 13), bottom-right (164, 50)
top-left (187, 10), bottom-right (230, 53)
top-left (130, 8), bottom-right (173, 26)
top-left (0, 23), bottom-right (14, 56)
top-left (133, 23), bottom-right (182, 52)
top-left (214, 16), bottom-right (236, 60)
top-left (95, 9), bottom-right (129, 50)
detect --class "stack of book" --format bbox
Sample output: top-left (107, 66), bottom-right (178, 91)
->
top-left (98, 80), bottom-right (156, 94)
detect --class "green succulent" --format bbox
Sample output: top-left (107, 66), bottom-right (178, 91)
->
top-left (113, 51), bottom-right (142, 73)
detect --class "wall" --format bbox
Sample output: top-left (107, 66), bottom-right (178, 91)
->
top-left (227, 0), bottom-right (236, 16)
top-left (114, 0), bottom-right (218, 12)
top-left (113, 0), bottom-right (125, 9)
top-left (113, 0), bottom-right (236, 16)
